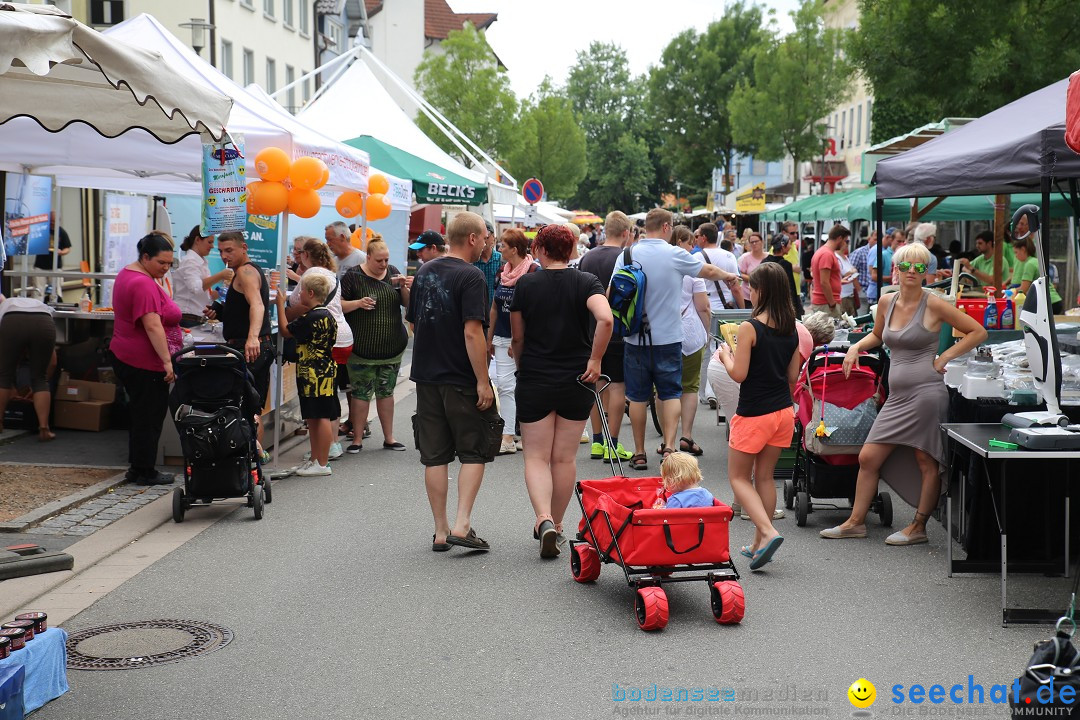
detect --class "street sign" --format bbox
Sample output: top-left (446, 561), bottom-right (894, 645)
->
top-left (522, 177), bottom-right (544, 205)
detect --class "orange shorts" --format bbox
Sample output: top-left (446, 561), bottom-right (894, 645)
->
top-left (729, 407), bottom-right (795, 454)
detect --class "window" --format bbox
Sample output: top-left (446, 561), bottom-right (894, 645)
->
top-left (839, 110), bottom-right (846, 149)
top-left (240, 0), bottom-right (253, 8)
top-left (325, 19), bottom-right (343, 51)
top-left (866, 100), bottom-right (873, 142)
top-left (752, 159), bottom-right (767, 176)
top-left (298, 3), bottom-right (309, 35)
top-left (848, 108), bottom-right (854, 149)
top-left (263, 0), bottom-right (275, 18)
top-left (285, 66), bottom-right (295, 111)
top-left (856, 104), bottom-right (862, 146)
top-left (266, 58), bottom-right (276, 93)
top-left (89, 0), bottom-right (124, 25)
top-left (242, 49), bottom-right (254, 86)
top-left (221, 40), bottom-right (233, 80)
top-left (282, 0), bottom-right (294, 28)
top-left (303, 74), bottom-right (311, 104)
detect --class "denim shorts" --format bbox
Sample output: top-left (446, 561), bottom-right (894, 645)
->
top-left (623, 341), bottom-right (683, 403)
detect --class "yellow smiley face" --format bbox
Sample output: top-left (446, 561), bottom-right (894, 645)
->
top-left (848, 678), bottom-right (876, 709)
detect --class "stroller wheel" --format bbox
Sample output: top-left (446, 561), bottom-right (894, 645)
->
top-left (634, 586), bottom-right (669, 631)
top-left (783, 478), bottom-right (794, 510)
top-left (570, 543), bottom-right (601, 583)
top-left (795, 492), bottom-right (809, 527)
top-left (710, 580), bottom-right (745, 624)
top-left (263, 474), bottom-right (272, 504)
top-left (172, 487), bottom-right (186, 524)
top-left (252, 486), bottom-right (264, 520)
top-left (878, 492), bottom-right (893, 527)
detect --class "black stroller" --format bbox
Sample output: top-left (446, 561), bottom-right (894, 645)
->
top-left (169, 344), bottom-right (269, 522)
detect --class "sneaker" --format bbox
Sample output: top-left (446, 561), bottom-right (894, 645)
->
top-left (773, 508), bottom-right (786, 520)
top-left (590, 441), bottom-right (605, 459)
top-left (297, 461), bottom-right (332, 477)
top-left (604, 442), bottom-right (633, 461)
top-left (346, 444), bottom-right (362, 454)
top-left (580, 430), bottom-right (589, 444)
top-left (328, 442), bottom-right (344, 461)
top-left (498, 438), bottom-right (517, 455)
top-left (731, 501), bottom-right (742, 515)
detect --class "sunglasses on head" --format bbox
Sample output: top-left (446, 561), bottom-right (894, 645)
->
top-left (896, 261), bottom-right (927, 274)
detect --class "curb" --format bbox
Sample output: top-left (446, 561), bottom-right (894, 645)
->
top-left (0, 469), bottom-right (131, 533)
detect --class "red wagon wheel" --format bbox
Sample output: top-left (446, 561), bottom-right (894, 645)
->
top-left (710, 580), bottom-right (745, 624)
top-left (634, 586), bottom-right (669, 631)
top-left (570, 544), bottom-right (601, 583)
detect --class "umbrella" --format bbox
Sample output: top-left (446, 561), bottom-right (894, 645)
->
top-left (0, 3), bottom-right (231, 143)
top-left (571, 210), bottom-right (604, 225)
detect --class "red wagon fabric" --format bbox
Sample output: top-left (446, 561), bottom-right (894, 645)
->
top-left (577, 477), bottom-right (733, 567)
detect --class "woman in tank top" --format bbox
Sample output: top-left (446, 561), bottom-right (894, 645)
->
top-left (821, 242), bottom-right (985, 545)
top-left (716, 262), bottom-right (801, 570)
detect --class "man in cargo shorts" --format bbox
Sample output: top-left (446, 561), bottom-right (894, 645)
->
top-left (406, 211), bottom-right (502, 553)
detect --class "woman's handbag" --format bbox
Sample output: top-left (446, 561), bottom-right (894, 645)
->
top-left (1010, 571), bottom-right (1080, 717)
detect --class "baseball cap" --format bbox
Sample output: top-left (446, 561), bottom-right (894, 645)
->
top-left (409, 230), bottom-right (445, 250)
top-left (885, 226), bottom-right (899, 235)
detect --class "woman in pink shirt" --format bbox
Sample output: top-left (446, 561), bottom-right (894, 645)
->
top-left (110, 232), bottom-right (182, 485)
top-left (737, 232), bottom-right (769, 297)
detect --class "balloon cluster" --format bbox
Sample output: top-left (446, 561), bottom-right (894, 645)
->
top-left (246, 147), bottom-right (327, 218)
top-left (334, 173), bottom-right (391, 222)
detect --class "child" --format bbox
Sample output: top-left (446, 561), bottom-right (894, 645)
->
top-left (716, 262), bottom-right (800, 570)
top-left (276, 272), bottom-right (338, 477)
top-left (653, 452), bottom-right (715, 509)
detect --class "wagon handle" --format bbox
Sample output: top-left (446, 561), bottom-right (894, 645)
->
top-left (663, 520), bottom-right (706, 555)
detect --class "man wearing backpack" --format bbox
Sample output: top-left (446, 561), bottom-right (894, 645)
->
top-left (617, 208), bottom-right (742, 471)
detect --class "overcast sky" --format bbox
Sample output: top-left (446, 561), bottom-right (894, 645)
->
top-left (450, 0), bottom-right (802, 99)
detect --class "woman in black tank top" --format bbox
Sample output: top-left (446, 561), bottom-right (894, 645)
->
top-left (715, 263), bottom-right (801, 571)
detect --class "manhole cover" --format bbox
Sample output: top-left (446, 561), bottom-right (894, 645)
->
top-left (66, 620), bottom-right (233, 670)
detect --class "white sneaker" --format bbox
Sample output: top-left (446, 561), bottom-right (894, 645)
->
top-left (515, 437), bottom-right (523, 451)
top-left (580, 430), bottom-right (590, 444)
top-left (328, 442), bottom-right (343, 461)
top-left (297, 461), bottom-right (332, 477)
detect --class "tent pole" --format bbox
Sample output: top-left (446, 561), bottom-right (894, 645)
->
top-left (273, 212), bottom-right (288, 464)
top-left (270, 45), bottom-right (361, 100)
top-left (993, 194), bottom-right (1008, 295)
top-left (874, 197), bottom-right (883, 302)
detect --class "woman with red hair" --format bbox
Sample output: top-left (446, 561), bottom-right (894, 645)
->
top-left (511, 224), bottom-right (613, 558)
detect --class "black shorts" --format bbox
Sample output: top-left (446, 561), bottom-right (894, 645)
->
top-left (299, 394), bottom-right (340, 420)
top-left (226, 339), bottom-right (275, 411)
top-left (600, 341), bottom-right (625, 383)
top-left (412, 383), bottom-right (504, 466)
top-left (515, 380), bottom-right (594, 424)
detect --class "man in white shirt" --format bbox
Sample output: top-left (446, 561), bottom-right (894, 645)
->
top-left (325, 221), bottom-right (366, 280)
top-left (694, 222), bottom-right (742, 407)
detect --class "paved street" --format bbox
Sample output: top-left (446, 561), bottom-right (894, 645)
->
top-left (23, 387), bottom-right (1064, 719)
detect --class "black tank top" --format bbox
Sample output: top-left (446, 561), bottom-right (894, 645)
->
top-left (223, 261), bottom-right (271, 341)
top-left (735, 318), bottom-right (798, 418)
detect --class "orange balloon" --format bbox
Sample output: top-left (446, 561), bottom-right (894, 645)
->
top-left (290, 156), bottom-right (324, 190)
top-left (365, 193), bottom-right (392, 221)
top-left (288, 188), bottom-right (321, 218)
top-left (314, 159), bottom-right (330, 190)
top-left (245, 181), bottom-right (264, 214)
top-left (254, 147), bottom-right (291, 182)
top-left (249, 180), bottom-right (288, 215)
top-left (350, 227), bottom-right (370, 250)
top-left (368, 173), bottom-right (390, 196)
top-left (335, 191), bottom-right (363, 219)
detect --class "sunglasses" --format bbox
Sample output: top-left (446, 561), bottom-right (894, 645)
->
top-left (896, 261), bottom-right (927, 274)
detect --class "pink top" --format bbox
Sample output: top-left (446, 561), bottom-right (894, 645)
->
top-left (111, 268), bottom-right (182, 372)
top-left (738, 252), bottom-right (765, 277)
top-left (810, 246), bottom-right (841, 306)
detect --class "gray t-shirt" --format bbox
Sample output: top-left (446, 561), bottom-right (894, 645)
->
top-left (625, 237), bottom-right (704, 346)
top-left (336, 249), bottom-right (367, 280)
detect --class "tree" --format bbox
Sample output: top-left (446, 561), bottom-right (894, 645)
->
top-left (851, 0), bottom-right (1080, 143)
top-left (647, 2), bottom-right (774, 191)
top-left (504, 79), bottom-right (587, 202)
top-left (413, 22), bottom-right (519, 162)
top-left (728, 0), bottom-right (853, 187)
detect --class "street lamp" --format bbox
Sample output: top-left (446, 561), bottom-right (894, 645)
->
top-left (675, 181), bottom-right (682, 212)
top-left (819, 124), bottom-right (835, 196)
top-left (735, 161), bottom-right (743, 191)
top-left (179, 18), bottom-right (215, 56)
top-left (634, 192), bottom-right (640, 211)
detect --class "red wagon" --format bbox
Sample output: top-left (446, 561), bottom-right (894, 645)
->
top-left (570, 475), bottom-right (745, 631)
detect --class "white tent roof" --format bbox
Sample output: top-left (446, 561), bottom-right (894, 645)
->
top-left (298, 58), bottom-right (486, 186)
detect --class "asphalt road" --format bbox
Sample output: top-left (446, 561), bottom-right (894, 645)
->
top-left (35, 390), bottom-right (1061, 719)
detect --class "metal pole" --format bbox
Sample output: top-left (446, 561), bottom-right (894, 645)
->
top-left (273, 212), bottom-right (289, 463)
top-left (51, 183), bottom-right (60, 301)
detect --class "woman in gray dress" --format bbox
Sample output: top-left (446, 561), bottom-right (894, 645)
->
top-left (820, 242), bottom-right (986, 545)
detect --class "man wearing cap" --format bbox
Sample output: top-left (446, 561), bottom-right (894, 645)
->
top-left (409, 230), bottom-right (447, 264)
top-left (472, 220), bottom-right (501, 311)
top-left (868, 228), bottom-right (897, 303)
top-left (326, 221), bottom-right (366, 281)
top-left (848, 230), bottom-right (877, 315)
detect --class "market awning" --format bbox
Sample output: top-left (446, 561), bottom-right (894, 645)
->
top-left (347, 135), bottom-right (487, 205)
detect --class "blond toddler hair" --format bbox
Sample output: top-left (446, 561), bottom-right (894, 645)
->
top-left (660, 452), bottom-right (703, 494)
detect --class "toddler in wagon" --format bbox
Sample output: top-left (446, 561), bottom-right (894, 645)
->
top-left (653, 453), bottom-right (715, 509)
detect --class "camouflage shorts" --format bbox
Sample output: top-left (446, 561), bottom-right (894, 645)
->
top-left (346, 357), bottom-right (401, 401)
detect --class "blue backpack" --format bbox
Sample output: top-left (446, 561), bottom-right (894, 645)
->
top-left (608, 246), bottom-right (650, 342)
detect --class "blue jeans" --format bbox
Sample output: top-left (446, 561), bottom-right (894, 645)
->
top-left (623, 342), bottom-right (683, 403)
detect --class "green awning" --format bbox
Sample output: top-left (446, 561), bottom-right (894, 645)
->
top-left (346, 135), bottom-right (487, 205)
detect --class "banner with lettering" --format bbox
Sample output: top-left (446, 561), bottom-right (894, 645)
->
top-left (201, 134), bottom-right (248, 235)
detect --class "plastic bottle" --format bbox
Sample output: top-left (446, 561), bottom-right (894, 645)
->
top-left (1000, 290), bottom-right (1015, 330)
top-left (983, 286), bottom-right (998, 330)
top-left (79, 290), bottom-right (92, 313)
top-left (1012, 291), bottom-right (1026, 329)
top-left (44, 284), bottom-right (53, 304)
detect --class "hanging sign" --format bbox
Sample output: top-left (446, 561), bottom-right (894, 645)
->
top-left (3, 173), bottom-right (52, 256)
top-left (201, 134), bottom-right (248, 235)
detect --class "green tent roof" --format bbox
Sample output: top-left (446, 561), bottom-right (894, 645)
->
top-left (346, 135), bottom-right (487, 206)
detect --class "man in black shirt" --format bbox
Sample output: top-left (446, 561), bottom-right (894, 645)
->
top-left (577, 210), bottom-right (632, 461)
top-left (33, 215), bottom-right (71, 299)
top-left (406, 211), bottom-right (502, 552)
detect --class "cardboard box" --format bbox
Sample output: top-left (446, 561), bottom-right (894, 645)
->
top-left (51, 379), bottom-right (117, 431)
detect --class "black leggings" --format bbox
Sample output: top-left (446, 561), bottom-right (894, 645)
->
top-left (0, 312), bottom-right (56, 392)
top-left (113, 357), bottom-right (169, 478)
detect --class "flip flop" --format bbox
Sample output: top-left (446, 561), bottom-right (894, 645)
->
top-left (739, 545), bottom-right (754, 559)
top-left (446, 528), bottom-right (490, 551)
top-left (749, 535), bottom-right (784, 571)
top-left (432, 534), bottom-right (452, 552)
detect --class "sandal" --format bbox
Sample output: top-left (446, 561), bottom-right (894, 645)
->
top-left (659, 446), bottom-right (675, 460)
top-left (679, 436), bottom-right (703, 456)
top-left (432, 534), bottom-right (452, 552)
top-left (629, 453), bottom-right (648, 471)
top-left (446, 528), bottom-right (490, 551)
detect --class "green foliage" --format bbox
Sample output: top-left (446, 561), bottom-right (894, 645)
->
top-left (851, 0), bottom-right (1080, 143)
top-left (504, 79), bottom-right (587, 202)
top-left (647, 2), bottom-right (774, 190)
top-left (729, 0), bottom-right (853, 174)
top-left (413, 22), bottom-right (519, 162)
